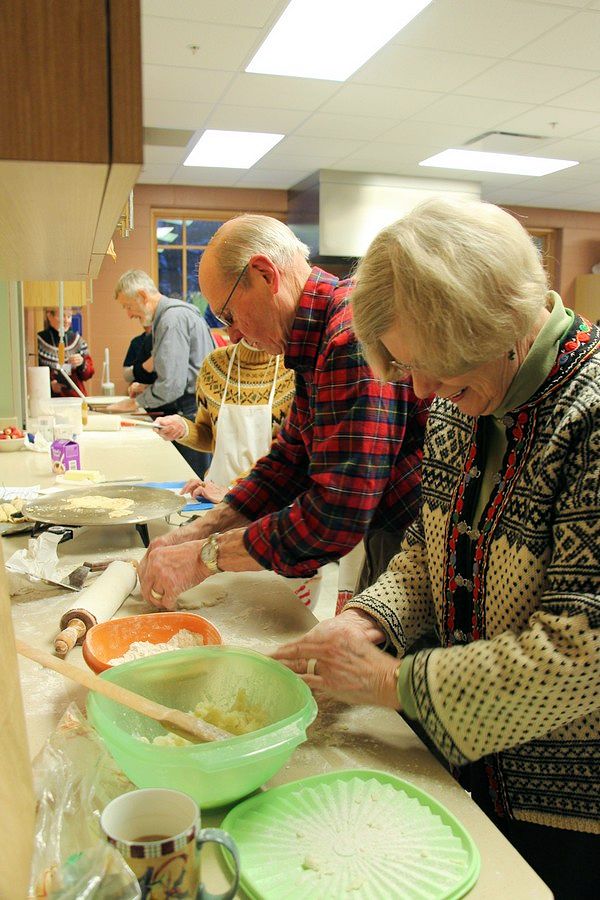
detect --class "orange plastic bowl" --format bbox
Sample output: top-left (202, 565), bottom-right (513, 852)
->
top-left (82, 612), bottom-right (222, 674)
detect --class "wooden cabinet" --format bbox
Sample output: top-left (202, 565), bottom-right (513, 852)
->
top-left (574, 275), bottom-right (600, 325)
top-left (0, 0), bottom-right (142, 281)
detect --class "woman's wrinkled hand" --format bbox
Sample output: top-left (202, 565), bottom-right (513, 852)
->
top-left (155, 415), bottom-right (186, 441)
top-left (272, 611), bottom-right (400, 709)
top-left (137, 540), bottom-right (210, 610)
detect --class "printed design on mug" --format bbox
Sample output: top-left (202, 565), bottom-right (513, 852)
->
top-left (138, 850), bottom-right (198, 899)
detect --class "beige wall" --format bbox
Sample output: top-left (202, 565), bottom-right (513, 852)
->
top-left (503, 205), bottom-right (600, 311)
top-left (85, 183), bottom-right (287, 396)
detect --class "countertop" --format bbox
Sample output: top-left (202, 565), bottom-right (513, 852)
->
top-left (3, 431), bottom-right (551, 898)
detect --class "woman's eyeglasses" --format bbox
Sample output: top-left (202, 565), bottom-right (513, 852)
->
top-left (214, 263), bottom-right (248, 327)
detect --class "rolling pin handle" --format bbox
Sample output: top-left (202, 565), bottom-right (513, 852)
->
top-left (54, 617), bottom-right (88, 658)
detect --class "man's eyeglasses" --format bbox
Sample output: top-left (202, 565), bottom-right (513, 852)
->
top-left (214, 263), bottom-right (248, 327)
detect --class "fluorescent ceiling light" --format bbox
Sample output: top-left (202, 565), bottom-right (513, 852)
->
top-left (419, 149), bottom-right (578, 177)
top-left (247, 0), bottom-right (433, 81)
top-left (184, 130), bottom-right (284, 168)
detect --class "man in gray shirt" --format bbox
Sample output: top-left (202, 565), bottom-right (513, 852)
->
top-left (115, 269), bottom-right (214, 475)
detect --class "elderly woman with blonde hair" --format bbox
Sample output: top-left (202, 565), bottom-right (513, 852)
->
top-left (274, 198), bottom-right (600, 896)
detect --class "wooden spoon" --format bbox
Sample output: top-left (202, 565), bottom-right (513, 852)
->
top-left (15, 639), bottom-right (232, 744)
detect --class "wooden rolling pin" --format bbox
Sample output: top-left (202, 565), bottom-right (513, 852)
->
top-left (54, 560), bottom-right (138, 658)
top-left (16, 639), bottom-right (232, 744)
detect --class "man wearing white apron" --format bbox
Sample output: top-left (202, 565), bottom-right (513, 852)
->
top-left (157, 340), bottom-right (321, 609)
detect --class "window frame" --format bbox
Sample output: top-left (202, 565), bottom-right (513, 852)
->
top-left (526, 226), bottom-right (561, 292)
top-left (151, 209), bottom-right (286, 299)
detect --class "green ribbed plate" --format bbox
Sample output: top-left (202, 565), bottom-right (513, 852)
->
top-left (221, 769), bottom-right (480, 899)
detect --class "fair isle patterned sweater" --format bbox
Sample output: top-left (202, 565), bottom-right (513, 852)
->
top-left (179, 342), bottom-right (296, 453)
top-left (350, 312), bottom-right (600, 832)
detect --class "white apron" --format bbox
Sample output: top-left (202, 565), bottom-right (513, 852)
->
top-left (205, 343), bottom-right (321, 611)
top-left (205, 343), bottom-right (279, 486)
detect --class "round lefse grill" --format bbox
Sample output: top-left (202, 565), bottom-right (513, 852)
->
top-left (22, 485), bottom-right (185, 527)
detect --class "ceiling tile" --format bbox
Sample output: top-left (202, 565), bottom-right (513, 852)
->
top-left (376, 120), bottom-right (479, 148)
top-left (141, 0), bottom-right (281, 28)
top-left (575, 122), bottom-right (600, 142)
top-left (246, 156), bottom-right (330, 175)
top-left (510, 191), bottom-right (600, 211)
top-left (143, 65), bottom-right (232, 102)
top-left (143, 145), bottom-right (188, 165)
top-left (136, 164), bottom-right (178, 184)
top-left (320, 84), bottom-right (442, 120)
top-left (294, 113), bottom-right (397, 141)
top-left (510, 1), bottom-right (594, 9)
top-left (354, 45), bottom-right (498, 93)
top-left (551, 76), bottom-right (600, 112)
top-left (512, 11), bottom-right (600, 70)
top-left (525, 168), bottom-right (598, 192)
top-left (265, 135), bottom-right (365, 163)
top-left (170, 167), bottom-right (244, 187)
top-left (499, 106), bottom-right (600, 139)
top-left (235, 169), bottom-right (313, 189)
top-left (204, 105), bottom-right (308, 133)
top-left (391, 0), bottom-right (573, 56)
top-left (142, 16), bottom-right (260, 70)
top-left (456, 60), bottom-right (597, 105)
top-left (414, 95), bottom-right (533, 129)
top-left (220, 74), bottom-right (340, 111)
top-left (535, 137), bottom-right (600, 161)
top-left (336, 142), bottom-right (444, 168)
top-left (481, 187), bottom-right (562, 205)
top-left (331, 157), bottom-right (429, 178)
top-left (143, 99), bottom-right (213, 130)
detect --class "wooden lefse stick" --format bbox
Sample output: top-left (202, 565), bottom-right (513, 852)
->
top-left (15, 639), bottom-right (232, 744)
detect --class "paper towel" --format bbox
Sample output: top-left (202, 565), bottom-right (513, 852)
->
top-left (28, 367), bottom-right (51, 418)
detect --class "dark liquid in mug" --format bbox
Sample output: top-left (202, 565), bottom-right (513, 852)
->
top-left (133, 834), bottom-right (170, 842)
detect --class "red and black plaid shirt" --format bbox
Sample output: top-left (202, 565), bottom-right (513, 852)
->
top-left (225, 268), bottom-right (429, 577)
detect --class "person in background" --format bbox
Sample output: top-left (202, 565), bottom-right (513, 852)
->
top-left (156, 338), bottom-right (295, 504)
top-left (114, 270), bottom-right (215, 476)
top-left (123, 325), bottom-right (154, 387)
top-left (37, 307), bottom-right (94, 397)
top-left (137, 215), bottom-right (428, 615)
top-left (273, 198), bottom-right (600, 898)
top-left (155, 338), bottom-right (322, 608)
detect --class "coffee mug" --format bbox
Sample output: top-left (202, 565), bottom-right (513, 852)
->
top-left (101, 788), bottom-right (240, 900)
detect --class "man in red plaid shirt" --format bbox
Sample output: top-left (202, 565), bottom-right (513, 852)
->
top-left (138, 216), bottom-right (428, 611)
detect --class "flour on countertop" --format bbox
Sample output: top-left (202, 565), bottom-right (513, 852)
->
top-left (108, 628), bottom-right (204, 665)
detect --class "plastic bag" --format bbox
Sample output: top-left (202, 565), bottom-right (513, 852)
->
top-left (29, 703), bottom-right (140, 899)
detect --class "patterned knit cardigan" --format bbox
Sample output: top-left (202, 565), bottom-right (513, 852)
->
top-left (350, 315), bottom-right (600, 832)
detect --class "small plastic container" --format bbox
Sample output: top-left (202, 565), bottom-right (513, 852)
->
top-left (49, 397), bottom-right (83, 438)
top-left (87, 646), bottom-right (318, 808)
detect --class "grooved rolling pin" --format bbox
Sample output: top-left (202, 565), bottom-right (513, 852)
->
top-left (54, 560), bottom-right (138, 658)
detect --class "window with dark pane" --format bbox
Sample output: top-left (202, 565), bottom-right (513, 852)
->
top-left (157, 247), bottom-right (183, 298)
top-left (154, 214), bottom-right (226, 305)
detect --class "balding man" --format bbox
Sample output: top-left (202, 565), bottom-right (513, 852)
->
top-left (115, 270), bottom-right (214, 475)
top-left (138, 216), bottom-right (428, 611)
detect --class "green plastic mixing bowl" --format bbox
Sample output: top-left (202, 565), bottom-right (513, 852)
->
top-left (87, 646), bottom-right (318, 808)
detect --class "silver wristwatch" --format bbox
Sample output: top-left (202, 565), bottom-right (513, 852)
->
top-left (200, 532), bottom-right (223, 575)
